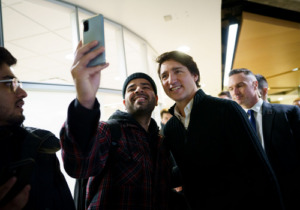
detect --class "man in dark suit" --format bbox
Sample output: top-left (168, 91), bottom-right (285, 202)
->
top-left (228, 68), bottom-right (300, 210)
top-left (156, 51), bottom-right (285, 210)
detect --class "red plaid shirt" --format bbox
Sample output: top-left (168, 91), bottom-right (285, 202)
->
top-left (60, 100), bottom-right (173, 209)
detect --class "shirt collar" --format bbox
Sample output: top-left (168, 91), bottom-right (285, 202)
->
top-left (174, 98), bottom-right (194, 119)
top-left (245, 98), bottom-right (263, 113)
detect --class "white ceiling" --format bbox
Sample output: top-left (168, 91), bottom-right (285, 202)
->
top-left (61, 0), bottom-right (223, 99)
top-left (1, 0), bottom-right (299, 106)
top-left (1, 0), bottom-right (222, 109)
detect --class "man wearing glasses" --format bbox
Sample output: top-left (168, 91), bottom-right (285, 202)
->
top-left (0, 47), bottom-right (75, 210)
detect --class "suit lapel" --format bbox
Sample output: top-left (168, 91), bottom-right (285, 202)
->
top-left (262, 102), bottom-right (274, 155)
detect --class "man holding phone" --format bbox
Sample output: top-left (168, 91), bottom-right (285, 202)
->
top-left (60, 41), bottom-right (177, 209)
top-left (0, 47), bottom-right (75, 210)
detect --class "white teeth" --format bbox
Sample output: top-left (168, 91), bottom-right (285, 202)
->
top-left (171, 86), bottom-right (180, 91)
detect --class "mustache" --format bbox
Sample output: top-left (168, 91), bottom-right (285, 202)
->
top-left (133, 93), bottom-right (147, 99)
top-left (16, 99), bottom-right (25, 105)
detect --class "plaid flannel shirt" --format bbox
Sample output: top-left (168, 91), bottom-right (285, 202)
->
top-left (60, 100), bottom-right (172, 210)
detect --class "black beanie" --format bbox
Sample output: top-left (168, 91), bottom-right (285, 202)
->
top-left (122, 72), bottom-right (157, 98)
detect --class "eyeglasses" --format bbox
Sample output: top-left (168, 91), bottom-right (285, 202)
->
top-left (0, 78), bottom-right (22, 93)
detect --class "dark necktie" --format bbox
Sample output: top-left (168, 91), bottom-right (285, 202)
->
top-left (247, 109), bottom-right (257, 132)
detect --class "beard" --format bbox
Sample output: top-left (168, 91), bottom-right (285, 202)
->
top-left (126, 97), bottom-right (156, 117)
top-left (0, 102), bottom-right (25, 126)
top-left (6, 114), bottom-right (25, 126)
top-left (0, 110), bottom-right (25, 126)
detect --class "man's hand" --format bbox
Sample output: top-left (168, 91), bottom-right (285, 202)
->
top-left (71, 40), bottom-right (109, 109)
top-left (0, 177), bottom-right (30, 210)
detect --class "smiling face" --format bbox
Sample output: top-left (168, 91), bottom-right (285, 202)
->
top-left (228, 72), bottom-right (259, 109)
top-left (123, 78), bottom-right (158, 116)
top-left (159, 59), bottom-right (198, 107)
top-left (0, 63), bottom-right (28, 126)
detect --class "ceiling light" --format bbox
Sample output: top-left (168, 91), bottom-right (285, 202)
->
top-left (223, 23), bottom-right (239, 86)
top-left (177, 45), bottom-right (190, 53)
top-left (278, 97), bottom-right (283, 101)
top-left (292, 67), bottom-right (299, 71)
top-left (164, 15), bottom-right (172, 22)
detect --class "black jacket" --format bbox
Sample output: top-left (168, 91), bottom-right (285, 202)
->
top-left (0, 125), bottom-right (75, 210)
top-left (262, 102), bottom-right (300, 209)
top-left (164, 89), bottom-right (284, 210)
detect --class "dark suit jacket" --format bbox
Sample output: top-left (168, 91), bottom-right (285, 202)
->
top-left (262, 102), bottom-right (300, 210)
top-left (164, 89), bottom-right (284, 210)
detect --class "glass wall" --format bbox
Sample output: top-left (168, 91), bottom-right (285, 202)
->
top-left (1, 0), bottom-right (161, 196)
top-left (1, 0), bottom-right (75, 84)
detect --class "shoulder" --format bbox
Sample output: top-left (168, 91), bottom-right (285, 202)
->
top-left (25, 127), bottom-right (56, 138)
top-left (264, 103), bottom-right (300, 123)
top-left (195, 89), bottom-right (237, 107)
top-left (265, 102), bottom-right (300, 113)
top-left (195, 92), bottom-right (244, 116)
top-left (25, 127), bottom-right (61, 153)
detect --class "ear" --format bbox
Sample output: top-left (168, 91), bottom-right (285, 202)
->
top-left (193, 74), bottom-right (199, 83)
top-left (155, 95), bottom-right (158, 106)
top-left (253, 80), bottom-right (258, 90)
top-left (263, 87), bottom-right (268, 95)
top-left (123, 99), bottom-right (126, 106)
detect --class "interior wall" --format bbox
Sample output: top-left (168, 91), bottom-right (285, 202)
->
top-left (1, 0), bottom-right (223, 196)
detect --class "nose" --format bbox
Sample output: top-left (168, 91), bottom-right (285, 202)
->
top-left (233, 87), bottom-right (240, 96)
top-left (134, 85), bottom-right (143, 94)
top-left (16, 86), bottom-right (28, 98)
top-left (167, 73), bottom-right (176, 85)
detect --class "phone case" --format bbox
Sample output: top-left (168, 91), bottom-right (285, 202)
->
top-left (0, 159), bottom-right (35, 207)
top-left (83, 14), bottom-right (106, 66)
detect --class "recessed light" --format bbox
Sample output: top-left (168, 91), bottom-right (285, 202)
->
top-left (177, 45), bottom-right (190, 53)
top-left (292, 67), bottom-right (299, 71)
top-left (164, 15), bottom-right (172, 22)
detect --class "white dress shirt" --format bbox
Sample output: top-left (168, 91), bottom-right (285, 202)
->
top-left (245, 99), bottom-right (265, 149)
top-left (174, 98), bottom-right (194, 130)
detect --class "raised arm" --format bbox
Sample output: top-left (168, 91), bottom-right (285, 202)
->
top-left (60, 41), bottom-right (111, 178)
top-left (71, 40), bottom-right (109, 109)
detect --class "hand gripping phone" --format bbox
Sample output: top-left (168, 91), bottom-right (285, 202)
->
top-left (83, 14), bottom-right (106, 66)
top-left (0, 158), bottom-right (35, 207)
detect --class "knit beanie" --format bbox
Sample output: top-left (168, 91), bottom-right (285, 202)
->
top-left (122, 72), bottom-right (157, 98)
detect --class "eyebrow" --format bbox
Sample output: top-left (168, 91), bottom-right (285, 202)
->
top-left (127, 82), bottom-right (151, 89)
top-left (0, 75), bottom-right (15, 80)
top-left (161, 66), bottom-right (183, 75)
top-left (172, 67), bottom-right (183, 71)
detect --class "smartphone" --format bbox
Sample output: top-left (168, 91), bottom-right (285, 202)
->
top-left (83, 14), bottom-right (106, 66)
top-left (0, 159), bottom-right (35, 207)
